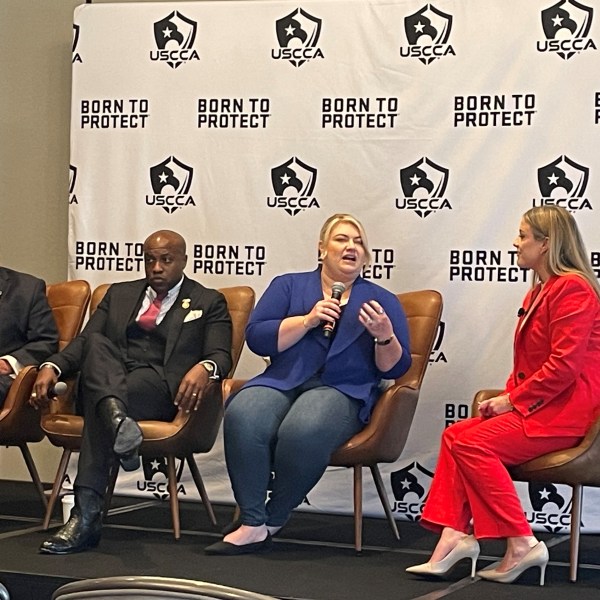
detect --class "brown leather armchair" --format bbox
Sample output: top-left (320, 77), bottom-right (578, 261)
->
top-left (223, 289), bottom-right (443, 552)
top-left (0, 279), bottom-right (90, 509)
top-left (473, 389), bottom-right (600, 582)
top-left (41, 284), bottom-right (255, 538)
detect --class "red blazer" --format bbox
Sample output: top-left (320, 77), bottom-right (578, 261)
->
top-left (505, 274), bottom-right (600, 437)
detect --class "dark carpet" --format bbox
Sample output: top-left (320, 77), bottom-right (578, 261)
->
top-left (0, 480), bottom-right (599, 600)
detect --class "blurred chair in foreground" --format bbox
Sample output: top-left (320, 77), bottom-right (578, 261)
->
top-left (51, 576), bottom-right (277, 600)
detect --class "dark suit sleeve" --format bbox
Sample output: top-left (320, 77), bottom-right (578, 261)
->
top-left (200, 290), bottom-right (233, 379)
top-left (10, 278), bottom-right (59, 367)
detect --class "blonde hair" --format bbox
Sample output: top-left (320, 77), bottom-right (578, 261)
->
top-left (318, 213), bottom-right (371, 266)
top-left (523, 205), bottom-right (600, 298)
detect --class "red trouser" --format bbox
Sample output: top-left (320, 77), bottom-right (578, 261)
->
top-left (420, 412), bottom-right (580, 539)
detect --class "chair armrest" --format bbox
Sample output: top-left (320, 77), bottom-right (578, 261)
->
top-left (222, 378), bottom-right (247, 403)
top-left (471, 388), bottom-right (503, 417)
top-left (330, 382), bottom-right (420, 466)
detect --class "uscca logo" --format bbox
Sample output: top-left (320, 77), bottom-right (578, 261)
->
top-left (391, 462), bottom-right (434, 520)
top-left (537, 0), bottom-right (596, 60)
top-left (69, 165), bottom-right (78, 205)
top-left (525, 482), bottom-right (571, 533)
top-left (430, 321), bottom-right (447, 365)
top-left (150, 11), bottom-right (200, 69)
top-left (399, 4), bottom-right (456, 65)
top-left (534, 155), bottom-right (592, 211)
top-left (396, 157), bottom-right (452, 218)
top-left (267, 157), bottom-right (320, 216)
top-left (146, 156), bottom-right (196, 214)
top-left (271, 8), bottom-right (324, 67)
top-left (73, 24), bottom-right (82, 64)
top-left (137, 457), bottom-right (186, 501)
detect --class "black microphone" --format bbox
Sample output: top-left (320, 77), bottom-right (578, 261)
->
top-left (49, 381), bottom-right (68, 397)
top-left (323, 281), bottom-right (346, 338)
top-left (517, 308), bottom-right (526, 317)
top-left (31, 381), bottom-right (68, 400)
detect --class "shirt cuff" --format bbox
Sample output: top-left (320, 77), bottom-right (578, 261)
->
top-left (40, 362), bottom-right (62, 377)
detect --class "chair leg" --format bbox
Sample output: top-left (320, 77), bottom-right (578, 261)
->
top-left (19, 443), bottom-right (47, 510)
top-left (569, 484), bottom-right (583, 583)
top-left (167, 455), bottom-right (181, 539)
top-left (187, 455), bottom-right (217, 527)
top-left (103, 461), bottom-right (119, 518)
top-left (353, 465), bottom-right (363, 553)
top-left (43, 449), bottom-right (72, 529)
top-left (370, 465), bottom-right (400, 541)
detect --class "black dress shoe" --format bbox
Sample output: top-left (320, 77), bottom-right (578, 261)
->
top-left (113, 417), bottom-right (143, 471)
top-left (99, 397), bottom-right (143, 471)
top-left (39, 488), bottom-right (103, 555)
top-left (205, 535), bottom-right (273, 556)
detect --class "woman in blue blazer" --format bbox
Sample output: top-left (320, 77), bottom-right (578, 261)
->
top-left (206, 214), bottom-right (411, 555)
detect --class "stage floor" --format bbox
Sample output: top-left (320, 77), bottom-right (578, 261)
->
top-left (0, 480), bottom-right (599, 600)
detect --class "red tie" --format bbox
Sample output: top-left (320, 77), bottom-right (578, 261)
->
top-left (137, 292), bottom-right (167, 331)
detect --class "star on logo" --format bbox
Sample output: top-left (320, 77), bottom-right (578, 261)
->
top-left (151, 459), bottom-right (161, 471)
top-left (159, 171), bottom-right (169, 183)
top-left (162, 26), bottom-right (173, 39)
top-left (539, 488), bottom-right (551, 500)
top-left (401, 478), bottom-right (412, 489)
top-left (280, 173), bottom-right (291, 185)
top-left (552, 14), bottom-right (563, 28)
top-left (414, 21), bottom-right (425, 34)
top-left (285, 25), bottom-right (295, 36)
top-left (410, 174), bottom-right (421, 186)
top-left (547, 172), bottom-right (559, 186)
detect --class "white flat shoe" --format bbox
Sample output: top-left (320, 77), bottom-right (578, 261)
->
top-left (406, 535), bottom-right (480, 579)
top-left (477, 541), bottom-right (549, 586)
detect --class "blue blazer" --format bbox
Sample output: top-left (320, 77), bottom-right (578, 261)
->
top-left (240, 269), bottom-right (411, 422)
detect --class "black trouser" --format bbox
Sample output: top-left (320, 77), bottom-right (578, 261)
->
top-left (74, 332), bottom-right (175, 495)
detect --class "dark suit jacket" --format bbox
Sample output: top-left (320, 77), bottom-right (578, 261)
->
top-left (0, 267), bottom-right (58, 367)
top-left (48, 276), bottom-right (232, 396)
top-left (505, 274), bottom-right (600, 438)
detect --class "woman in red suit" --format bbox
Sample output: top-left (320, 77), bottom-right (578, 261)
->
top-left (407, 205), bottom-right (600, 585)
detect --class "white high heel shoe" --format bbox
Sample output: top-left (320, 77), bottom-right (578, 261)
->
top-left (406, 535), bottom-right (480, 579)
top-left (477, 541), bottom-right (549, 586)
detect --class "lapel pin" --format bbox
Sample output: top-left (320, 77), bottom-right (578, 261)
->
top-left (182, 298), bottom-right (191, 309)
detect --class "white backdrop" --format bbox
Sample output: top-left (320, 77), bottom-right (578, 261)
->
top-left (67, 0), bottom-right (600, 534)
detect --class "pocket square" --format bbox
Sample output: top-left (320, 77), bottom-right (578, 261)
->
top-left (183, 309), bottom-right (203, 323)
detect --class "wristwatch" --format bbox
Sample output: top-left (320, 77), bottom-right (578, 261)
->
top-left (374, 335), bottom-right (395, 346)
top-left (200, 361), bottom-right (218, 379)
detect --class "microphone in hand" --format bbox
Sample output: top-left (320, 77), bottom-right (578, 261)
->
top-left (323, 281), bottom-right (346, 338)
top-left (31, 381), bottom-right (68, 401)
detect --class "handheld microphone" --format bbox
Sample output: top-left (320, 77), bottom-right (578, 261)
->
top-left (31, 381), bottom-right (68, 400)
top-left (323, 281), bottom-right (346, 338)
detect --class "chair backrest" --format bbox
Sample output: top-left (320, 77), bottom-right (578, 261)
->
top-left (46, 280), bottom-right (92, 351)
top-left (395, 289), bottom-right (443, 389)
top-left (90, 283), bottom-right (111, 315)
top-left (218, 286), bottom-right (255, 378)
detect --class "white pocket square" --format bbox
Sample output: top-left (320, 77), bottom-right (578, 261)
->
top-left (183, 309), bottom-right (203, 323)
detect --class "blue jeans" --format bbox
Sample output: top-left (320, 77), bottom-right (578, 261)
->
top-left (223, 378), bottom-right (363, 526)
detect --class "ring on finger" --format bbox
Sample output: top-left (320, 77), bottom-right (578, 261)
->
top-left (192, 393), bottom-right (198, 397)
top-left (378, 308), bottom-right (384, 315)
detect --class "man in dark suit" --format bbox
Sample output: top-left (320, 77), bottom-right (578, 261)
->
top-left (32, 230), bottom-right (232, 554)
top-left (0, 266), bottom-right (58, 404)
